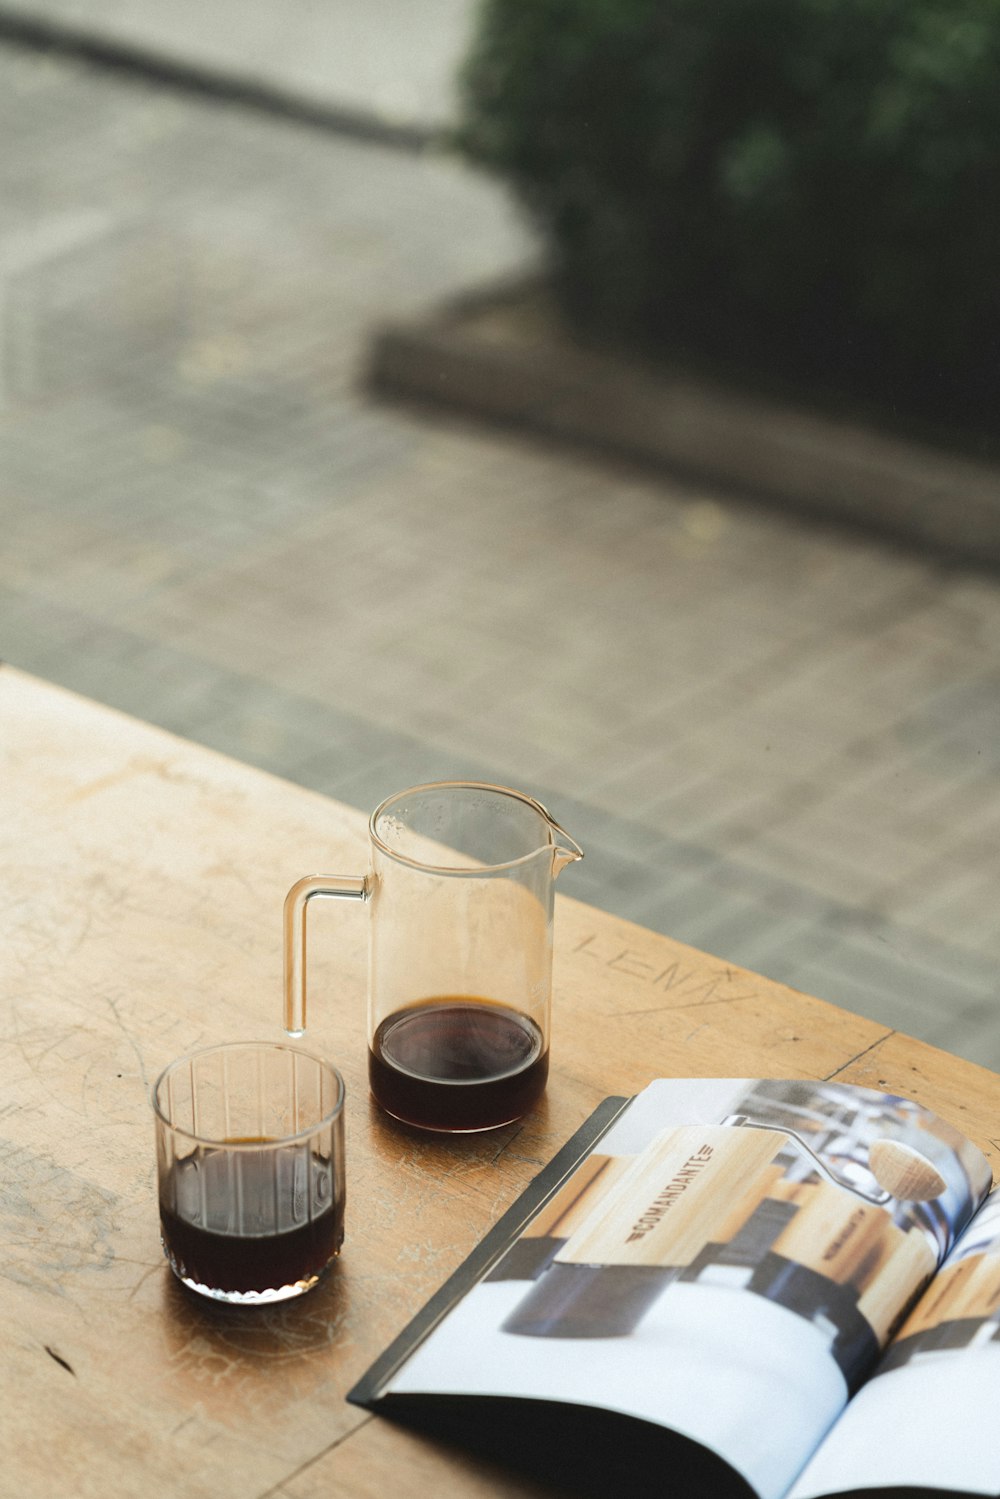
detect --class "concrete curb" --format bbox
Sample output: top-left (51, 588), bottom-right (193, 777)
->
top-left (368, 278), bottom-right (1000, 568)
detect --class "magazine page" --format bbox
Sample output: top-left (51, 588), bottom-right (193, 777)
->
top-left (789, 1188), bottom-right (1000, 1498)
top-left (361, 1079), bottom-right (991, 1499)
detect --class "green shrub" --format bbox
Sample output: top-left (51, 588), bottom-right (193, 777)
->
top-left (458, 0), bottom-right (1000, 442)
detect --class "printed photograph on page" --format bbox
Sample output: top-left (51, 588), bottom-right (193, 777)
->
top-left (379, 1078), bottom-right (991, 1499)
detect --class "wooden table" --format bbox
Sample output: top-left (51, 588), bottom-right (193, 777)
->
top-left (2, 666), bottom-right (998, 1498)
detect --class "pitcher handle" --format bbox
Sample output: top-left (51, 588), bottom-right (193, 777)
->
top-left (283, 874), bottom-right (369, 1036)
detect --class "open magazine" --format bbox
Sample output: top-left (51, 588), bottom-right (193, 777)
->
top-left (349, 1079), bottom-right (1000, 1499)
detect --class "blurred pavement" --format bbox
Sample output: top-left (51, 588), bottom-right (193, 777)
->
top-left (0, 0), bottom-right (472, 135)
top-left (2, 13), bottom-right (1000, 1069)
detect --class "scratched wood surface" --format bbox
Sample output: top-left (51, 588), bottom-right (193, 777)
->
top-left (2, 665), bottom-right (998, 1498)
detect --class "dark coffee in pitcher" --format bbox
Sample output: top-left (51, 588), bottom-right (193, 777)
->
top-left (368, 995), bottom-right (548, 1133)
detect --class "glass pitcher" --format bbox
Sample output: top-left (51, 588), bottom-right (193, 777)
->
top-left (283, 781), bottom-right (582, 1133)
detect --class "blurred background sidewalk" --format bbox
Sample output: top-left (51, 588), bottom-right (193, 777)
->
top-left (0, 0), bottom-right (472, 136)
top-left (2, 3), bottom-right (999, 1067)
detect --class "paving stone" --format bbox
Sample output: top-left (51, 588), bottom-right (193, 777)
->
top-left (779, 928), bottom-right (1000, 1072)
top-left (2, 38), bottom-right (1000, 1070)
top-left (0, 0), bottom-right (477, 136)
